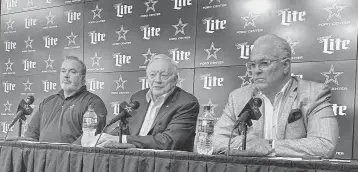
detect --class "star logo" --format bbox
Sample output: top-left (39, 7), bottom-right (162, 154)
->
top-left (202, 99), bottom-right (218, 114)
top-left (144, 0), bottom-right (158, 13)
top-left (285, 35), bottom-right (299, 55)
top-left (324, 0), bottom-right (346, 21)
top-left (176, 74), bottom-right (185, 87)
top-left (125, 105), bottom-right (132, 112)
top-left (45, 11), bottom-right (55, 25)
top-left (241, 11), bottom-right (260, 28)
top-left (3, 100), bottom-right (12, 112)
top-left (66, 32), bottom-right (78, 46)
top-left (23, 78), bottom-right (33, 91)
top-left (204, 42), bottom-right (221, 60)
top-left (321, 65), bottom-right (343, 85)
top-left (91, 52), bottom-right (102, 67)
top-left (116, 25), bottom-right (129, 41)
top-left (6, 18), bottom-right (15, 31)
top-left (91, 4), bottom-right (103, 20)
top-left (172, 18), bottom-right (188, 36)
top-left (5, 58), bottom-right (14, 72)
top-left (209, 0), bottom-right (221, 4)
top-left (27, 0), bottom-right (34, 6)
top-left (142, 48), bottom-right (156, 65)
top-left (44, 55), bottom-right (54, 69)
top-left (24, 36), bottom-right (34, 49)
top-left (115, 75), bottom-right (127, 90)
top-left (238, 71), bottom-right (253, 87)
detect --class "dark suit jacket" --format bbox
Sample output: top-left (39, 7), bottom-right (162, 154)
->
top-left (110, 87), bottom-right (199, 151)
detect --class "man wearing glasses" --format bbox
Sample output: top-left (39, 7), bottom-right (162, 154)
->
top-left (94, 54), bottom-right (199, 151)
top-left (213, 34), bottom-right (339, 158)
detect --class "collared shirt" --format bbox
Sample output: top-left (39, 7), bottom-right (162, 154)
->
top-left (258, 79), bottom-right (292, 140)
top-left (25, 86), bottom-right (107, 143)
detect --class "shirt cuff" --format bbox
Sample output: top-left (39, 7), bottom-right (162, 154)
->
top-left (122, 135), bottom-right (127, 143)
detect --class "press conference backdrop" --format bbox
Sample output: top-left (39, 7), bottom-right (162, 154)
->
top-left (0, 0), bottom-right (357, 159)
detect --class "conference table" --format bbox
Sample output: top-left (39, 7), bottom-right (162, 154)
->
top-left (0, 141), bottom-right (357, 172)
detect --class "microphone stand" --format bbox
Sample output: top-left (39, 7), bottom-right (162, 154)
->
top-left (18, 119), bottom-right (22, 137)
top-left (241, 122), bottom-right (248, 150)
top-left (118, 121), bottom-right (122, 143)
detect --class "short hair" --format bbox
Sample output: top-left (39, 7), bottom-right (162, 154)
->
top-left (146, 54), bottom-right (178, 77)
top-left (63, 56), bottom-right (87, 76)
top-left (251, 34), bottom-right (292, 59)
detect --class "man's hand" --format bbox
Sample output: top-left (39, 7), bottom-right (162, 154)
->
top-left (230, 137), bottom-right (272, 157)
top-left (95, 133), bottom-right (119, 147)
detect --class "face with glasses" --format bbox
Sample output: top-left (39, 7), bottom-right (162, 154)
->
top-left (146, 59), bottom-right (178, 98)
top-left (247, 48), bottom-right (290, 93)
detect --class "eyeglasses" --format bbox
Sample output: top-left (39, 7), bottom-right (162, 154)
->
top-left (147, 72), bottom-right (173, 81)
top-left (245, 57), bottom-right (289, 71)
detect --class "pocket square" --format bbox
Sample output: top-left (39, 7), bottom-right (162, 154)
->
top-left (288, 109), bottom-right (302, 124)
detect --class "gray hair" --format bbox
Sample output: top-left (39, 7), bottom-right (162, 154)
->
top-left (63, 56), bottom-right (87, 76)
top-left (147, 54), bottom-right (178, 77)
top-left (251, 34), bottom-right (292, 59)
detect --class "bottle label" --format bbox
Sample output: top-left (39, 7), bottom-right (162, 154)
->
top-left (197, 118), bottom-right (214, 135)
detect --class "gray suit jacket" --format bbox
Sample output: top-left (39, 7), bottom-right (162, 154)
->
top-left (213, 77), bottom-right (339, 158)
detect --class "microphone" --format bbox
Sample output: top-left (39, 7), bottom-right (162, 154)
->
top-left (106, 101), bottom-right (140, 128)
top-left (94, 101), bottom-right (139, 147)
top-left (234, 97), bottom-right (262, 130)
top-left (8, 96), bottom-right (35, 129)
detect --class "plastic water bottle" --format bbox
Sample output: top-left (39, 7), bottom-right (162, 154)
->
top-left (196, 105), bottom-right (215, 155)
top-left (82, 105), bottom-right (97, 146)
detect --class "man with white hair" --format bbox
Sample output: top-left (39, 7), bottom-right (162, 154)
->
top-left (213, 34), bottom-right (339, 158)
top-left (95, 54), bottom-right (199, 151)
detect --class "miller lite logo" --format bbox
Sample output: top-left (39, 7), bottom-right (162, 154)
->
top-left (235, 42), bottom-right (254, 60)
top-left (172, 0), bottom-right (192, 10)
top-left (2, 81), bottom-right (15, 93)
top-left (111, 102), bottom-right (125, 115)
top-left (169, 48), bottom-right (190, 63)
top-left (42, 80), bottom-right (57, 92)
top-left (114, 3), bottom-right (133, 17)
top-left (22, 59), bottom-right (36, 71)
top-left (24, 16), bottom-right (37, 28)
top-left (4, 41), bottom-right (16, 52)
top-left (5, 0), bottom-right (17, 10)
top-left (43, 35), bottom-right (58, 48)
top-left (277, 8), bottom-right (306, 26)
top-left (1, 122), bottom-right (14, 133)
top-left (88, 31), bottom-right (106, 44)
top-left (202, 17), bottom-right (226, 34)
top-left (113, 53), bottom-right (132, 67)
top-left (318, 35), bottom-right (350, 54)
top-left (87, 78), bottom-right (104, 92)
top-left (65, 10), bottom-right (81, 24)
top-left (139, 77), bottom-right (149, 90)
top-left (200, 74), bottom-right (224, 90)
top-left (141, 25), bottom-right (160, 40)
top-left (332, 104), bottom-right (347, 116)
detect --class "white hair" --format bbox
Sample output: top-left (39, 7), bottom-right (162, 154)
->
top-left (146, 54), bottom-right (178, 77)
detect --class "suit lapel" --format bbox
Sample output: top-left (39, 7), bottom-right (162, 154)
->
top-left (129, 96), bottom-right (149, 135)
top-left (276, 78), bottom-right (298, 140)
top-left (148, 87), bottom-right (180, 132)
